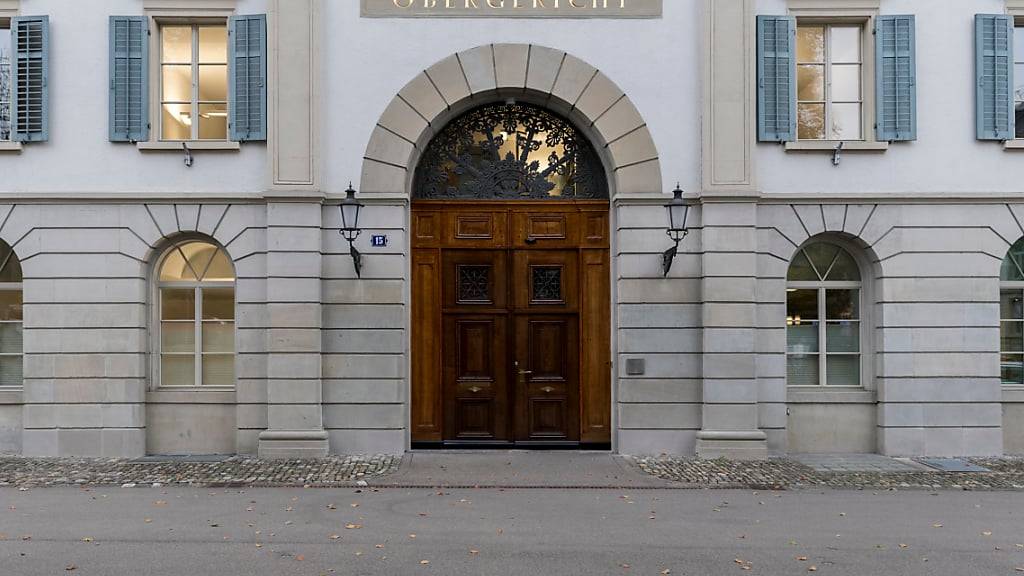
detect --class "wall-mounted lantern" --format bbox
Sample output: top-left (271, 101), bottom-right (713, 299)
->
top-left (339, 184), bottom-right (365, 277)
top-left (662, 185), bottom-right (690, 277)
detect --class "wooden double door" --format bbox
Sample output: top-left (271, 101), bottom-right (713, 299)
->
top-left (411, 201), bottom-right (611, 447)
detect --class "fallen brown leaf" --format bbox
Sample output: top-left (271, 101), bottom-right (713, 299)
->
top-left (81, 537), bottom-right (93, 543)
top-left (796, 556), bottom-right (808, 561)
top-left (375, 544), bottom-right (385, 549)
top-left (899, 544), bottom-right (908, 549)
top-left (65, 564), bottom-right (76, 571)
top-left (329, 534), bottom-right (341, 540)
top-left (345, 524), bottom-right (362, 530)
top-left (808, 567), bottom-right (818, 573)
top-left (296, 555), bottom-right (304, 561)
top-left (982, 531), bottom-right (992, 537)
top-left (420, 560), bottom-right (430, 565)
top-left (932, 524), bottom-right (943, 528)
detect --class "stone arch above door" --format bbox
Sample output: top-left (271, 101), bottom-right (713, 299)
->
top-left (360, 44), bottom-right (662, 199)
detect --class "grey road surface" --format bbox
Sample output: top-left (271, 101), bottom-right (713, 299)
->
top-left (1, 487), bottom-right (1022, 576)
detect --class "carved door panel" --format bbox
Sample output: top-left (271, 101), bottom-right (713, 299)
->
top-left (512, 250), bottom-right (580, 442)
top-left (441, 250), bottom-right (510, 441)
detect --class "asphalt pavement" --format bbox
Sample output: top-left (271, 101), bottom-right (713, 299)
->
top-left (2, 485), bottom-right (1022, 576)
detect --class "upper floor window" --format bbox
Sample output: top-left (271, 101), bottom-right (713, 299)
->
top-left (160, 23), bottom-right (228, 141)
top-left (1000, 238), bottom-right (1024, 385)
top-left (797, 23), bottom-right (863, 141)
top-left (156, 240), bottom-right (235, 388)
top-left (0, 23), bottom-right (11, 141)
top-left (0, 241), bottom-right (22, 389)
top-left (786, 241), bottom-right (863, 387)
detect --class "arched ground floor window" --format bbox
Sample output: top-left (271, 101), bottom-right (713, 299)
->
top-left (0, 241), bottom-right (22, 389)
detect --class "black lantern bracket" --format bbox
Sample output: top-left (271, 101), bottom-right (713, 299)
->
top-left (339, 184), bottom-right (365, 278)
top-left (662, 184), bottom-right (690, 277)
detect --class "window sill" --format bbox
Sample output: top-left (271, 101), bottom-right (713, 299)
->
top-left (1003, 386), bottom-right (1024, 402)
top-left (147, 388), bottom-right (235, 404)
top-left (787, 387), bottom-right (876, 404)
top-left (784, 140), bottom-right (889, 152)
top-left (0, 388), bottom-right (23, 404)
top-left (137, 141), bottom-right (241, 151)
top-left (1003, 140), bottom-right (1024, 151)
top-left (0, 142), bottom-right (23, 153)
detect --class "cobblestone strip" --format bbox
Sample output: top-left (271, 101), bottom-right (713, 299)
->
top-left (0, 455), bottom-right (402, 488)
top-left (630, 456), bottom-right (1024, 491)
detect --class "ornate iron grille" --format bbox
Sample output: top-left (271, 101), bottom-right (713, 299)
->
top-left (457, 265), bottom-right (491, 303)
top-left (413, 102), bottom-right (609, 200)
top-left (531, 266), bottom-right (563, 302)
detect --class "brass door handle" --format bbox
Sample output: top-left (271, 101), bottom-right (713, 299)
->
top-left (540, 386), bottom-right (555, 394)
top-left (518, 370), bottom-right (533, 376)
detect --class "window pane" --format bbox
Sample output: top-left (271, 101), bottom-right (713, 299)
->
top-left (161, 289), bottom-right (196, 321)
top-left (203, 249), bottom-right (235, 282)
top-left (161, 103), bottom-right (192, 141)
top-left (826, 290), bottom-right (859, 320)
top-left (1002, 321), bottom-right (1024, 353)
top-left (0, 291), bottom-right (22, 321)
top-left (1017, 103), bottom-right (1024, 139)
top-left (161, 355), bottom-right (195, 387)
top-left (0, 27), bottom-right (10, 141)
top-left (830, 103), bottom-right (862, 140)
top-left (798, 103), bottom-right (825, 140)
top-left (804, 243), bottom-right (840, 276)
top-left (0, 322), bottom-right (22, 354)
top-left (829, 26), bottom-right (861, 63)
top-left (787, 250), bottom-right (819, 281)
top-left (1015, 64), bottom-right (1024, 102)
top-left (0, 355), bottom-right (22, 387)
top-left (198, 26), bottom-right (227, 64)
top-left (1016, 27), bottom-right (1024, 63)
top-left (797, 26), bottom-right (824, 62)
top-left (826, 355), bottom-right (860, 386)
top-left (830, 64), bottom-right (861, 102)
top-left (787, 355), bottom-right (819, 386)
top-left (161, 26), bottom-right (192, 64)
top-left (826, 321), bottom-right (860, 353)
top-left (203, 287), bottom-right (235, 320)
top-left (161, 65), bottom-right (193, 102)
top-left (787, 289), bottom-right (819, 321)
top-left (1002, 243), bottom-right (1024, 281)
top-left (160, 246), bottom-right (199, 281)
top-left (198, 104), bottom-right (228, 140)
top-left (161, 321), bottom-right (195, 353)
top-left (825, 248), bottom-right (861, 281)
top-left (787, 323), bottom-right (819, 354)
top-left (797, 65), bottom-right (824, 101)
top-left (1002, 354), bottom-right (1024, 385)
top-left (198, 65), bottom-right (227, 102)
top-left (202, 354), bottom-right (234, 386)
top-left (202, 321), bottom-right (234, 353)
top-left (1002, 290), bottom-right (1024, 320)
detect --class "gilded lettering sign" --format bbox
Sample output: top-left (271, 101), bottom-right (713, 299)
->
top-left (361, 0), bottom-right (662, 18)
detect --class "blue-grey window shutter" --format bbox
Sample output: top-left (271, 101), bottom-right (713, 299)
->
top-left (109, 16), bottom-right (149, 143)
top-left (876, 15), bottom-right (917, 141)
top-left (11, 16), bottom-right (48, 143)
top-left (757, 15), bottom-right (797, 142)
top-left (976, 14), bottom-right (1014, 140)
top-left (229, 14), bottom-right (267, 142)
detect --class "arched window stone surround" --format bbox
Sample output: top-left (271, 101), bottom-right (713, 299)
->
top-left (359, 44), bottom-right (663, 198)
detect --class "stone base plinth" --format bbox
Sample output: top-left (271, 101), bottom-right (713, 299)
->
top-left (257, 430), bottom-right (330, 459)
top-left (695, 430), bottom-right (768, 461)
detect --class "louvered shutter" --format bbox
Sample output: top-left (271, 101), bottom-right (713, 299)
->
top-left (757, 15), bottom-right (797, 142)
top-left (109, 16), bottom-right (149, 143)
top-left (876, 15), bottom-right (917, 141)
top-left (11, 16), bottom-right (48, 143)
top-left (228, 14), bottom-right (267, 142)
top-left (976, 14), bottom-right (1014, 140)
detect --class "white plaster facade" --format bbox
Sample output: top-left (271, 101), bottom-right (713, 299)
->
top-left (0, 0), bottom-right (1021, 458)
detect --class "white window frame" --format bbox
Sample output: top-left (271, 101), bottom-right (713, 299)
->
top-left (157, 21), bottom-right (229, 142)
top-left (138, 1), bottom-right (240, 151)
top-left (784, 0), bottom-right (887, 151)
top-left (785, 241), bottom-right (871, 390)
top-left (999, 281), bottom-right (1024, 389)
top-left (153, 242), bottom-right (236, 390)
top-left (0, 281), bottom-right (21, 390)
top-left (795, 23), bottom-right (865, 142)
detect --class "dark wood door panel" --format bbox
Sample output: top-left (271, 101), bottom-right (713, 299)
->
top-left (514, 315), bottom-right (579, 442)
top-left (412, 200), bottom-right (608, 447)
top-left (443, 315), bottom-right (510, 441)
